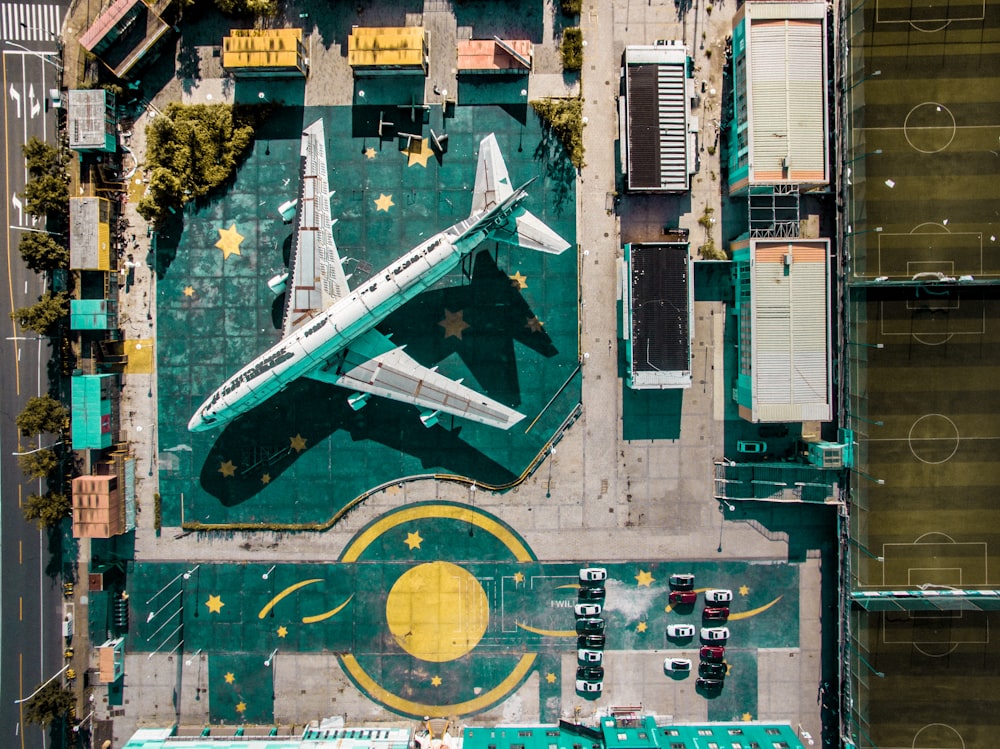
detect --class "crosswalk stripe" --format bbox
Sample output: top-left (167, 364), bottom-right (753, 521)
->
top-left (0, 3), bottom-right (61, 42)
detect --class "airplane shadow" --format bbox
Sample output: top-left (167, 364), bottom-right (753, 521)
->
top-left (197, 249), bottom-right (557, 506)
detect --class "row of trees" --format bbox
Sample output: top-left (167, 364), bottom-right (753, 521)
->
top-left (16, 395), bottom-right (72, 528)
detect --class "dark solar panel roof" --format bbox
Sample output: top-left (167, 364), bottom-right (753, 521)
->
top-left (627, 64), bottom-right (660, 189)
top-left (631, 244), bottom-right (690, 372)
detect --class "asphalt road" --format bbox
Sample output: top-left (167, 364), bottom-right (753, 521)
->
top-left (0, 13), bottom-right (72, 747)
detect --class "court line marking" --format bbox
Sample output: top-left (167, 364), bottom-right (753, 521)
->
top-left (903, 102), bottom-right (956, 154)
top-left (877, 229), bottom-right (983, 279)
top-left (883, 540), bottom-right (987, 588)
top-left (878, 302), bottom-right (985, 337)
top-left (882, 613), bottom-right (988, 644)
top-left (911, 722), bottom-right (966, 749)
top-left (908, 413), bottom-right (960, 465)
top-left (875, 0), bottom-right (985, 24)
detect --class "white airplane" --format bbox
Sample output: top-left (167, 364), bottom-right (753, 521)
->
top-left (188, 119), bottom-right (570, 433)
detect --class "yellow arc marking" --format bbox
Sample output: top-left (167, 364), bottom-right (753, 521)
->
top-left (257, 578), bottom-right (323, 619)
top-left (555, 584), bottom-right (580, 590)
top-left (727, 595), bottom-right (783, 620)
top-left (516, 621), bottom-right (577, 637)
top-left (340, 652), bottom-right (536, 717)
top-left (302, 594), bottom-right (355, 625)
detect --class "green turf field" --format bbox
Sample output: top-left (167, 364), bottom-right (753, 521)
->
top-left (843, 0), bottom-right (1000, 744)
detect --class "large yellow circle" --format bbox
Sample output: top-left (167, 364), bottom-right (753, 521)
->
top-left (385, 561), bottom-right (489, 663)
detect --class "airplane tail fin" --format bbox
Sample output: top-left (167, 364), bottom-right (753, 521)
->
top-left (470, 133), bottom-right (513, 213)
top-left (471, 134), bottom-right (571, 255)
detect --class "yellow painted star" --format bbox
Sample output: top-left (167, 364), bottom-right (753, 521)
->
top-left (431, 676), bottom-right (442, 687)
top-left (513, 571), bottom-right (525, 584)
top-left (509, 271), bottom-right (528, 289)
top-left (206, 594), bottom-right (225, 614)
top-left (403, 138), bottom-right (433, 168)
top-left (218, 460), bottom-right (236, 478)
top-left (289, 434), bottom-right (307, 452)
top-left (364, 147), bottom-right (377, 159)
top-left (183, 286), bottom-right (195, 297)
top-left (545, 672), bottom-right (557, 684)
top-left (739, 584), bottom-right (750, 596)
top-left (636, 621), bottom-right (648, 633)
top-left (235, 701), bottom-right (247, 714)
top-left (439, 309), bottom-right (470, 339)
top-left (215, 223), bottom-right (244, 260)
top-left (224, 672), bottom-right (235, 685)
top-left (525, 316), bottom-right (544, 333)
top-left (374, 193), bottom-right (395, 212)
top-left (261, 473), bottom-right (271, 485)
top-left (404, 531), bottom-right (423, 550)
top-left (741, 712), bottom-right (752, 722)
top-left (635, 569), bottom-right (655, 587)
top-left (277, 625), bottom-right (288, 638)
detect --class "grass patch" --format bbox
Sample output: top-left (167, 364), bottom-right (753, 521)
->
top-left (561, 28), bottom-right (583, 72)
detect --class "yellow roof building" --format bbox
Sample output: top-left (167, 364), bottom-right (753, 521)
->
top-left (348, 26), bottom-right (427, 73)
top-left (223, 28), bottom-right (307, 77)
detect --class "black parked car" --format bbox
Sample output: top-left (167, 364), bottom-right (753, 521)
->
top-left (579, 586), bottom-right (606, 601)
top-left (699, 661), bottom-right (727, 679)
top-left (577, 665), bottom-right (604, 681)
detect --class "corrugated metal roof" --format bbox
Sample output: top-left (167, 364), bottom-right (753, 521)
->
top-left (747, 13), bottom-right (827, 185)
top-left (751, 241), bottom-right (831, 421)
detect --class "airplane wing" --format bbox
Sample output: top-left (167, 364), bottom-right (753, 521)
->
top-left (305, 329), bottom-right (526, 430)
top-left (282, 119), bottom-right (349, 336)
top-left (470, 133), bottom-right (513, 213)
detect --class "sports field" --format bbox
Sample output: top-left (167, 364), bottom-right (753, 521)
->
top-left (843, 0), bottom-right (1000, 744)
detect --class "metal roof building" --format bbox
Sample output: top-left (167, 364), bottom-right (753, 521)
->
top-left (348, 26), bottom-right (428, 74)
top-left (727, 0), bottom-right (829, 195)
top-left (732, 238), bottom-right (831, 422)
top-left (623, 242), bottom-right (693, 389)
top-left (70, 196), bottom-right (112, 271)
top-left (222, 28), bottom-right (308, 77)
top-left (620, 43), bottom-right (696, 192)
top-left (68, 89), bottom-right (117, 152)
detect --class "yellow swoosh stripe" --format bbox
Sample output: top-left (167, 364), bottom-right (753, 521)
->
top-left (257, 579), bottom-right (323, 619)
top-left (516, 622), bottom-right (577, 637)
top-left (728, 595), bottom-right (783, 620)
top-left (302, 594), bottom-right (355, 624)
top-left (340, 653), bottom-right (536, 717)
top-left (555, 584), bottom-right (581, 590)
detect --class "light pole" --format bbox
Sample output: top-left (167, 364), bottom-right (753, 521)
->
top-left (845, 69), bottom-right (881, 93)
top-left (11, 440), bottom-right (62, 456)
top-left (844, 225), bottom-right (882, 237)
top-left (848, 536), bottom-right (884, 562)
top-left (264, 648), bottom-right (278, 667)
top-left (847, 641), bottom-right (884, 678)
top-left (13, 664), bottom-right (68, 703)
top-left (4, 40), bottom-right (63, 71)
top-left (844, 148), bottom-right (882, 166)
top-left (184, 648), bottom-right (203, 667)
top-left (146, 589), bottom-right (182, 623)
top-left (262, 565), bottom-right (276, 580)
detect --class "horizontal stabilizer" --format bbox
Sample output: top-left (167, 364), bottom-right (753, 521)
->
top-left (513, 210), bottom-right (571, 254)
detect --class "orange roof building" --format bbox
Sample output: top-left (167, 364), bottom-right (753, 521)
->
top-left (72, 474), bottom-right (125, 538)
top-left (457, 38), bottom-right (532, 74)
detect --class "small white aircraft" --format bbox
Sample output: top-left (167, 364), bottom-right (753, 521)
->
top-left (188, 119), bottom-right (570, 433)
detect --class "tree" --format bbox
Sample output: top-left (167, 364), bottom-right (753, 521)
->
top-left (214, 0), bottom-right (279, 15)
top-left (18, 232), bottom-right (69, 272)
top-left (23, 681), bottom-right (75, 727)
top-left (22, 491), bottom-right (71, 529)
top-left (24, 173), bottom-right (69, 217)
top-left (560, 28), bottom-right (583, 71)
top-left (18, 448), bottom-right (59, 479)
top-left (531, 96), bottom-right (586, 168)
top-left (22, 136), bottom-right (66, 177)
top-left (16, 395), bottom-right (67, 436)
top-left (10, 291), bottom-right (69, 335)
top-left (138, 103), bottom-right (255, 225)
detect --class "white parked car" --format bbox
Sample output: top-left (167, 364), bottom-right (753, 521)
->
top-left (579, 567), bottom-right (608, 583)
top-left (663, 657), bottom-right (692, 673)
top-left (576, 679), bottom-right (603, 693)
top-left (578, 649), bottom-right (603, 664)
top-left (574, 603), bottom-right (603, 617)
top-left (666, 624), bottom-right (695, 638)
top-left (705, 589), bottom-right (733, 603)
top-left (700, 626), bottom-right (730, 641)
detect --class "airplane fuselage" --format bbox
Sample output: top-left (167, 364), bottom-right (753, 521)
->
top-left (188, 191), bottom-right (528, 432)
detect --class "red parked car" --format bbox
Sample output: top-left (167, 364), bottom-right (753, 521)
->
top-left (700, 645), bottom-right (725, 661)
top-left (669, 590), bottom-right (697, 606)
top-left (703, 606), bottom-right (730, 621)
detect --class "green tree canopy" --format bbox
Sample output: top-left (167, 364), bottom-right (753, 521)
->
top-left (531, 96), bottom-right (585, 168)
top-left (16, 395), bottom-right (67, 436)
top-left (10, 291), bottom-right (69, 335)
top-left (23, 491), bottom-right (71, 529)
top-left (24, 173), bottom-right (69, 217)
top-left (18, 232), bottom-right (68, 272)
top-left (18, 448), bottom-right (59, 479)
top-left (23, 681), bottom-right (75, 727)
top-left (22, 136), bottom-right (66, 177)
top-left (137, 103), bottom-right (255, 225)
top-left (214, 0), bottom-right (278, 14)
